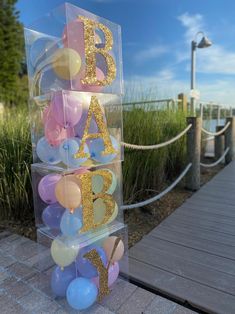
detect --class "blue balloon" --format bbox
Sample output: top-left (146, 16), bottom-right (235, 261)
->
top-left (88, 135), bottom-right (119, 163)
top-left (66, 277), bottom-right (98, 310)
top-left (76, 245), bottom-right (107, 278)
top-left (39, 68), bottom-right (70, 94)
top-left (59, 138), bottom-right (89, 168)
top-left (30, 37), bottom-right (58, 69)
top-left (51, 263), bottom-right (77, 297)
top-left (60, 207), bottom-right (82, 237)
top-left (42, 203), bottom-right (65, 229)
top-left (36, 137), bottom-right (61, 164)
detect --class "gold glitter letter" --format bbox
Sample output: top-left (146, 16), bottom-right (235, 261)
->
top-left (84, 249), bottom-right (110, 301)
top-left (78, 169), bottom-right (115, 233)
top-left (79, 15), bottom-right (116, 86)
top-left (74, 96), bottom-right (118, 159)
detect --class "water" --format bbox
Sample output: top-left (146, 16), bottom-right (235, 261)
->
top-left (203, 119), bottom-right (226, 132)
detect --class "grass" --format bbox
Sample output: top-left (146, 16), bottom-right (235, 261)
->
top-left (0, 102), bottom-right (187, 222)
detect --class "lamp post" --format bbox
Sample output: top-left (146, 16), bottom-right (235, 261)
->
top-left (191, 31), bottom-right (212, 115)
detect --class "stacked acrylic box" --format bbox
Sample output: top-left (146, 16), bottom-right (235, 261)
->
top-left (24, 3), bottom-right (127, 311)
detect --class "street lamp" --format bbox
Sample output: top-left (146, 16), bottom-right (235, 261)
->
top-left (191, 31), bottom-right (212, 114)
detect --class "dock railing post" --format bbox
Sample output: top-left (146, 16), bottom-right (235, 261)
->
top-left (215, 126), bottom-right (225, 161)
top-left (178, 93), bottom-right (187, 113)
top-left (186, 117), bottom-right (202, 190)
top-left (225, 117), bottom-right (235, 164)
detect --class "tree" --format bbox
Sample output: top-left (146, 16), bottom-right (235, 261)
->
top-left (0, 0), bottom-right (25, 105)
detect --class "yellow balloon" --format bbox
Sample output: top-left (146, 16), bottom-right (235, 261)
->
top-left (94, 198), bottom-right (118, 224)
top-left (51, 237), bottom-right (79, 267)
top-left (55, 176), bottom-right (81, 209)
top-left (52, 48), bottom-right (82, 80)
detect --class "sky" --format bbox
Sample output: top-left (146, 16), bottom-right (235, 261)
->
top-left (16, 0), bottom-right (235, 105)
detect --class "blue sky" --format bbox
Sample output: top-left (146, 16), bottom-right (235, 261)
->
top-left (17, 0), bottom-right (235, 104)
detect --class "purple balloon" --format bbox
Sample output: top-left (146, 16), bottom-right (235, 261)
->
top-left (51, 91), bottom-right (83, 128)
top-left (42, 203), bottom-right (65, 229)
top-left (38, 173), bottom-right (62, 204)
top-left (76, 245), bottom-right (107, 278)
top-left (51, 263), bottom-right (77, 297)
top-left (92, 261), bottom-right (119, 288)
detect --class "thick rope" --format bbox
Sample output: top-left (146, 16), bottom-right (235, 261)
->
top-left (201, 122), bottom-right (230, 137)
top-left (121, 163), bottom-right (192, 210)
top-left (121, 124), bottom-right (192, 150)
top-left (200, 147), bottom-right (230, 168)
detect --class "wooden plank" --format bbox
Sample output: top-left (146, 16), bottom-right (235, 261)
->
top-left (137, 236), bottom-right (235, 276)
top-left (126, 258), bottom-right (235, 314)
top-left (150, 228), bottom-right (235, 260)
top-left (129, 240), bottom-right (235, 295)
top-left (187, 193), bottom-right (235, 207)
top-left (179, 203), bottom-right (235, 218)
top-left (185, 198), bottom-right (235, 212)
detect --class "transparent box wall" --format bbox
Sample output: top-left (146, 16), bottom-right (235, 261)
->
top-left (24, 2), bottom-right (123, 98)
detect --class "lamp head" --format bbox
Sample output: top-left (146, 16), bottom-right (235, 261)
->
top-left (197, 36), bottom-right (212, 48)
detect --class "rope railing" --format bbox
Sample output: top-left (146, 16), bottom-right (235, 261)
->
top-left (121, 163), bottom-right (192, 210)
top-left (121, 124), bottom-right (192, 150)
top-left (200, 147), bottom-right (230, 168)
top-left (201, 122), bottom-right (230, 137)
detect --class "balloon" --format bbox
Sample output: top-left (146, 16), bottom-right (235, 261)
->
top-left (42, 203), bottom-right (65, 229)
top-left (30, 37), bottom-right (58, 68)
top-left (42, 105), bottom-right (51, 124)
top-left (92, 262), bottom-right (119, 288)
top-left (92, 169), bottom-right (117, 194)
top-left (62, 20), bottom-right (85, 57)
top-left (94, 199), bottom-right (118, 225)
top-left (76, 245), bottom-right (107, 278)
top-left (36, 137), bottom-right (61, 164)
top-left (51, 263), bottom-right (77, 297)
top-left (73, 67), bottom-right (105, 93)
top-left (51, 91), bottom-right (83, 128)
top-left (55, 176), bottom-right (81, 209)
top-left (45, 115), bottom-right (75, 147)
top-left (59, 138), bottom-right (89, 168)
top-left (38, 68), bottom-right (71, 94)
top-left (52, 48), bottom-right (82, 80)
top-left (66, 277), bottom-right (97, 310)
top-left (88, 135), bottom-right (119, 163)
top-left (102, 236), bottom-right (124, 263)
top-left (51, 236), bottom-right (79, 268)
top-left (60, 207), bottom-right (82, 237)
top-left (38, 173), bottom-right (61, 204)
top-left (74, 109), bottom-right (99, 139)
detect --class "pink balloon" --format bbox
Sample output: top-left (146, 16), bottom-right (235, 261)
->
top-left (45, 115), bottom-right (75, 147)
top-left (62, 20), bottom-right (85, 57)
top-left (38, 174), bottom-right (62, 204)
top-left (73, 67), bottom-right (105, 93)
top-left (51, 91), bottom-right (83, 128)
top-left (92, 262), bottom-right (119, 288)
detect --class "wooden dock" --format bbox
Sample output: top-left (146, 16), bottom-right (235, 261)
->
top-left (124, 161), bottom-right (235, 314)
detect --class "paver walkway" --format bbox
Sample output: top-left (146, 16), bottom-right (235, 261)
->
top-left (0, 231), bottom-right (195, 313)
top-left (123, 161), bottom-right (235, 314)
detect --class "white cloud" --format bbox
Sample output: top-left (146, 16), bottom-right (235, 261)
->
top-left (134, 45), bottom-right (169, 63)
top-left (177, 12), bottom-right (204, 42)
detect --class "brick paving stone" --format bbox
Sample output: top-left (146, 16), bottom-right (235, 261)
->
top-left (25, 248), bottom-right (53, 270)
top-left (56, 298), bottom-right (82, 314)
top-left (0, 269), bottom-right (11, 284)
top-left (0, 231), bottom-right (12, 240)
top-left (173, 304), bottom-right (197, 314)
top-left (86, 303), bottom-right (115, 314)
top-left (0, 294), bottom-right (27, 314)
top-left (117, 287), bottom-right (155, 314)
top-left (13, 240), bottom-right (40, 261)
top-left (0, 254), bottom-right (16, 268)
top-left (0, 236), bottom-right (30, 254)
top-left (0, 276), bottom-right (31, 299)
top-left (33, 300), bottom-right (62, 314)
top-left (18, 290), bottom-right (53, 312)
top-left (101, 278), bottom-right (137, 312)
top-left (144, 295), bottom-right (178, 314)
top-left (7, 262), bottom-right (38, 280)
top-left (26, 271), bottom-right (52, 297)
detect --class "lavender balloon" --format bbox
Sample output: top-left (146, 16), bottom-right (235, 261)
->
top-left (51, 91), bottom-right (82, 128)
top-left (42, 203), bottom-right (65, 229)
top-left (51, 263), bottom-right (77, 297)
top-left (38, 173), bottom-right (62, 204)
top-left (92, 261), bottom-right (119, 288)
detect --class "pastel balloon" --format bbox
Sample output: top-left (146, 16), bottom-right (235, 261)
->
top-left (51, 263), bottom-right (77, 297)
top-left (30, 37), bottom-right (58, 68)
top-left (55, 176), bottom-right (81, 209)
top-left (88, 135), bottom-right (119, 163)
top-left (36, 137), bottom-right (61, 164)
top-left (45, 115), bottom-right (75, 147)
top-left (39, 68), bottom-right (70, 94)
top-left (103, 236), bottom-right (124, 263)
top-left (73, 67), bottom-right (105, 93)
top-left (51, 237), bottom-right (79, 268)
top-left (51, 91), bottom-right (83, 128)
top-left (92, 261), bottom-right (119, 288)
top-left (94, 199), bottom-right (118, 225)
top-left (60, 207), bottom-right (83, 237)
top-left (38, 173), bottom-right (61, 204)
top-left (92, 169), bottom-right (117, 194)
top-left (52, 48), bottom-right (82, 80)
top-left (74, 109), bottom-right (98, 138)
top-left (42, 106), bottom-right (50, 124)
top-left (62, 20), bottom-right (85, 57)
top-left (66, 277), bottom-right (97, 310)
top-left (42, 203), bottom-right (65, 229)
top-left (76, 245), bottom-right (107, 278)
top-left (59, 138), bottom-right (89, 168)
